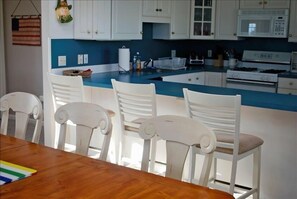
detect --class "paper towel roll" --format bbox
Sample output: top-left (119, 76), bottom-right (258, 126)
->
top-left (118, 47), bottom-right (130, 71)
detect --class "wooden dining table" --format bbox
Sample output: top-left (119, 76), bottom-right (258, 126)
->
top-left (0, 134), bottom-right (234, 198)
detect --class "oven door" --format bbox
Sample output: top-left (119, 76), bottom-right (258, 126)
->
top-left (226, 79), bottom-right (277, 93)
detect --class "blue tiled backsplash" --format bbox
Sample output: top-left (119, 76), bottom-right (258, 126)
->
top-left (51, 23), bottom-right (297, 68)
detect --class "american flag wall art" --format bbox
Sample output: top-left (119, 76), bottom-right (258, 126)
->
top-left (11, 16), bottom-right (41, 46)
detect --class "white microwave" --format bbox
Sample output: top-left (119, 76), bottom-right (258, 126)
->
top-left (237, 9), bottom-right (289, 38)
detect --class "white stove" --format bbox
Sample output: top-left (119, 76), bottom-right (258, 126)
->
top-left (226, 50), bottom-right (291, 93)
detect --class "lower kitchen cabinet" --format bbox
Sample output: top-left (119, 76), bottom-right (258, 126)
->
top-left (162, 72), bottom-right (205, 85)
top-left (205, 72), bottom-right (226, 87)
top-left (277, 77), bottom-right (297, 95)
top-left (163, 71), bottom-right (226, 87)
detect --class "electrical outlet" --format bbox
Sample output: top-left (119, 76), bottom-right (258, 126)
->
top-left (171, 50), bottom-right (176, 58)
top-left (58, 56), bottom-right (66, 66)
top-left (78, 54), bottom-right (83, 65)
top-left (83, 54), bottom-right (88, 64)
top-left (208, 50), bottom-right (212, 58)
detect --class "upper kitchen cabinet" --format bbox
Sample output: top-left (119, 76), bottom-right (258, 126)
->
top-left (112, 0), bottom-right (143, 40)
top-left (215, 0), bottom-right (240, 40)
top-left (74, 0), bottom-right (111, 40)
top-left (74, 0), bottom-right (142, 40)
top-left (239, 0), bottom-right (290, 9)
top-left (152, 0), bottom-right (191, 39)
top-left (289, 0), bottom-right (297, 42)
top-left (190, 0), bottom-right (216, 39)
top-left (142, 0), bottom-right (171, 23)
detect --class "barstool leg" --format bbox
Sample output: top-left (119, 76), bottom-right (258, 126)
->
top-left (253, 147), bottom-right (261, 199)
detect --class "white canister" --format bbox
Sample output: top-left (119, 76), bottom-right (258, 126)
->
top-left (228, 58), bottom-right (238, 68)
top-left (118, 46), bottom-right (130, 72)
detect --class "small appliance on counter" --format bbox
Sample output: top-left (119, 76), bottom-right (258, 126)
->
top-left (187, 51), bottom-right (204, 66)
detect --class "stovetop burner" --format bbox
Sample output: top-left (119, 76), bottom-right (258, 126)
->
top-left (260, 69), bottom-right (286, 74)
top-left (233, 67), bottom-right (258, 72)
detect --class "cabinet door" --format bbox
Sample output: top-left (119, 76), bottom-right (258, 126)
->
top-left (157, 0), bottom-right (171, 17)
top-left (204, 72), bottom-right (222, 87)
top-left (215, 0), bottom-right (239, 40)
top-left (74, 0), bottom-right (93, 39)
top-left (162, 74), bottom-right (189, 83)
top-left (240, 0), bottom-right (290, 8)
top-left (188, 72), bottom-right (205, 85)
top-left (112, 0), bottom-right (142, 40)
top-left (142, 0), bottom-right (159, 17)
top-left (264, 0), bottom-right (290, 8)
top-left (190, 0), bottom-right (216, 39)
top-left (289, 0), bottom-right (297, 42)
top-left (170, 0), bottom-right (191, 39)
top-left (93, 0), bottom-right (111, 40)
top-left (239, 0), bottom-right (264, 8)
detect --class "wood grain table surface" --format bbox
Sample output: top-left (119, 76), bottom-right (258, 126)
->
top-left (0, 134), bottom-right (234, 199)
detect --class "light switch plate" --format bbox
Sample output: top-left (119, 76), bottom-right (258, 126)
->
top-left (58, 56), bottom-right (66, 66)
top-left (83, 54), bottom-right (88, 64)
top-left (78, 54), bottom-right (83, 65)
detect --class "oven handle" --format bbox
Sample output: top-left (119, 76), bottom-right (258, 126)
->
top-left (226, 78), bottom-right (276, 86)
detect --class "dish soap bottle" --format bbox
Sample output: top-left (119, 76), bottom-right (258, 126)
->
top-left (136, 52), bottom-right (141, 71)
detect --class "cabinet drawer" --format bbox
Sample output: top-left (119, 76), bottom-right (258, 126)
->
top-left (278, 78), bottom-right (297, 89)
top-left (277, 88), bottom-right (297, 95)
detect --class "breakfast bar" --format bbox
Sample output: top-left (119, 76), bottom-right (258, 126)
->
top-left (74, 67), bottom-right (296, 199)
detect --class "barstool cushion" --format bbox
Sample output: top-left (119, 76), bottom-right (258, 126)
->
top-left (216, 133), bottom-right (264, 155)
top-left (195, 133), bottom-right (264, 155)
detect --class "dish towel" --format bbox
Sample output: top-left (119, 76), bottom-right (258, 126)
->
top-left (0, 160), bottom-right (37, 185)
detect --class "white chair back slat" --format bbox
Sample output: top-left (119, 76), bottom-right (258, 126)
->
top-left (48, 73), bottom-right (85, 110)
top-left (139, 115), bottom-right (217, 185)
top-left (0, 92), bottom-right (43, 143)
top-left (55, 102), bottom-right (112, 161)
top-left (111, 79), bottom-right (157, 171)
top-left (183, 89), bottom-right (241, 151)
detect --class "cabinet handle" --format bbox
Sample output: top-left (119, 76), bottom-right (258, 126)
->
top-left (289, 82), bottom-right (293, 86)
top-left (188, 78), bottom-right (192, 81)
top-left (159, 9), bottom-right (162, 12)
top-left (87, 30), bottom-right (90, 34)
top-left (140, 31), bottom-right (143, 34)
top-left (95, 31), bottom-right (98, 34)
top-left (259, 1), bottom-right (263, 5)
top-left (233, 33), bottom-right (237, 36)
top-left (171, 32), bottom-right (175, 34)
top-left (196, 77), bottom-right (199, 80)
top-left (211, 32), bottom-right (214, 35)
top-left (263, 1), bottom-right (267, 4)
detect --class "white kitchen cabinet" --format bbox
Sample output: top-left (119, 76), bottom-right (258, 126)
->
top-left (187, 72), bottom-right (205, 85)
top-left (112, 0), bottom-right (143, 40)
top-left (152, 0), bottom-right (191, 40)
top-left (277, 77), bottom-right (297, 95)
top-left (162, 73), bottom-right (189, 83)
top-left (205, 72), bottom-right (225, 87)
top-left (190, 0), bottom-right (216, 39)
top-left (215, 0), bottom-right (240, 40)
top-left (74, 0), bottom-right (111, 40)
top-left (289, 0), bottom-right (297, 42)
top-left (162, 72), bottom-right (205, 85)
top-left (142, 0), bottom-right (171, 23)
top-left (239, 0), bottom-right (290, 9)
top-left (74, 0), bottom-right (142, 40)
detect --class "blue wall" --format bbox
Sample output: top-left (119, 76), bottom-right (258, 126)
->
top-left (51, 23), bottom-right (297, 68)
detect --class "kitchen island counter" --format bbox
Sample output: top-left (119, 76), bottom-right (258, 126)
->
top-left (83, 68), bottom-right (297, 112)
